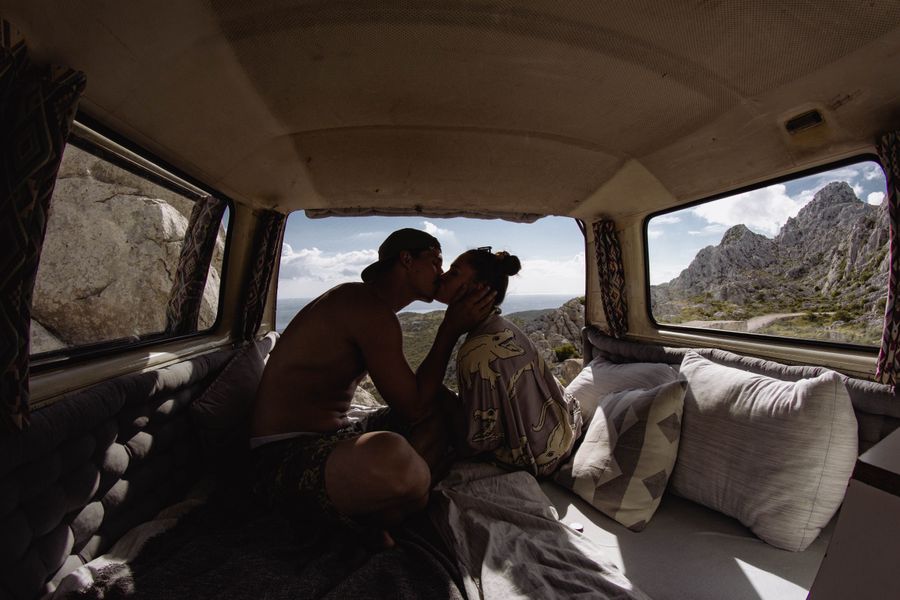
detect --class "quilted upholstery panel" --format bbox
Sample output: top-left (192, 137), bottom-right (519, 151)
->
top-left (0, 346), bottom-right (235, 600)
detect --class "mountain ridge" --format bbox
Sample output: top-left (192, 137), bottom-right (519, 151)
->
top-left (651, 181), bottom-right (889, 344)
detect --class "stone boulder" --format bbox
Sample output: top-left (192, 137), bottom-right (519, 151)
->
top-left (522, 297), bottom-right (585, 358)
top-left (29, 320), bottom-right (66, 354)
top-left (553, 357), bottom-right (584, 388)
top-left (31, 146), bottom-right (222, 351)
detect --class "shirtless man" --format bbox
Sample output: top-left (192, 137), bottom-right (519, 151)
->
top-left (250, 228), bottom-right (495, 534)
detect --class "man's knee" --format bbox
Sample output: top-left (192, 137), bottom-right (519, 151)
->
top-left (360, 431), bottom-right (431, 501)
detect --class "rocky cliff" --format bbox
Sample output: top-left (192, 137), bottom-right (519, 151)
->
top-left (30, 146), bottom-right (224, 353)
top-left (651, 182), bottom-right (889, 342)
top-left (517, 297), bottom-right (585, 372)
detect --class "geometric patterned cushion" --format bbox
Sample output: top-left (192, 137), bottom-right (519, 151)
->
top-left (555, 379), bottom-right (686, 531)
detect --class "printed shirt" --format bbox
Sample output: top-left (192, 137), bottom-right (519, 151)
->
top-left (456, 312), bottom-right (583, 477)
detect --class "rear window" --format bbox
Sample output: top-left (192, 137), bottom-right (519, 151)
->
top-left (277, 213), bottom-right (586, 390)
top-left (647, 160), bottom-right (888, 348)
top-left (30, 139), bottom-right (228, 355)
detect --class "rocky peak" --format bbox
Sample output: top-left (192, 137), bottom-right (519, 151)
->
top-left (808, 181), bottom-right (859, 208)
top-left (665, 221), bottom-right (775, 302)
top-left (782, 182), bottom-right (867, 237)
top-left (720, 224), bottom-right (757, 246)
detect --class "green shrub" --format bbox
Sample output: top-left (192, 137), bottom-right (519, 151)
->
top-left (553, 343), bottom-right (579, 361)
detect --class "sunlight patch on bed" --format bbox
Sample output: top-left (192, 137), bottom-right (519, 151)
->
top-left (734, 558), bottom-right (807, 598)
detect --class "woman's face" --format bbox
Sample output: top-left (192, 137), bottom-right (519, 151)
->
top-left (434, 254), bottom-right (479, 304)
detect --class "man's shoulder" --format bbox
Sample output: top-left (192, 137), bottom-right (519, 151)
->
top-left (319, 283), bottom-right (397, 320)
top-left (317, 282), bottom-right (374, 305)
top-left (324, 281), bottom-right (365, 295)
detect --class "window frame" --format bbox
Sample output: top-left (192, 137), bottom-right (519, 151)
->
top-left (643, 153), bottom-right (886, 354)
top-left (30, 115), bottom-right (235, 371)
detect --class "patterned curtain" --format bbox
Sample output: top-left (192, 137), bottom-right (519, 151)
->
top-left (876, 131), bottom-right (900, 387)
top-left (592, 219), bottom-right (628, 339)
top-left (241, 210), bottom-right (286, 341)
top-left (165, 195), bottom-right (228, 334)
top-left (0, 24), bottom-right (86, 432)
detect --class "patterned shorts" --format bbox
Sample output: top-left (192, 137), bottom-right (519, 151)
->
top-left (250, 429), bottom-right (361, 528)
top-left (249, 405), bottom-right (399, 528)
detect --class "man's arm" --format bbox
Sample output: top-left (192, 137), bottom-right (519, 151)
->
top-left (412, 285), bottom-right (496, 417)
top-left (361, 286), bottom-right (495, 423)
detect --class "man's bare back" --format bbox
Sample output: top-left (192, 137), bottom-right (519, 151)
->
top-left (252, 282), bottom-right (396, 436)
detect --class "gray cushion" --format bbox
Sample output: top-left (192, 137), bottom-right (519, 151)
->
top-left (672, 351), bottom-right (858, 551)
top-left (564, 357), bottom-right (679, 423)
top-left (189, 333), bottom-right (276, 460)
top-left (190, 342), bottom-right (265, 434)
top-left (555, 379), bottom-right (686, 531)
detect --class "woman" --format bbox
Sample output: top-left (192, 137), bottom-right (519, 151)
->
top-left (436, 247), bottom-right (583, 477)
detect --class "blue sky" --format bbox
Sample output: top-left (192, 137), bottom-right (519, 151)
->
top-left (647, 160), bottom-right (888, 284)
top-left (277, 160), bottom-right (888, 297)
top-left (278, 214), bottom-right (586, 298)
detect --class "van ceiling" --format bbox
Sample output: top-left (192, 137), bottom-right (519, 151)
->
top-left (9, 1), bottom-right (900, 220)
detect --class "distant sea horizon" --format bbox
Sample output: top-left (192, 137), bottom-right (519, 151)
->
top-left (275, 293), bottom-right (579, 333)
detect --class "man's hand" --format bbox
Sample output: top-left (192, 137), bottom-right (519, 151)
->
top-left (442, 284), bottom-right (497, 335)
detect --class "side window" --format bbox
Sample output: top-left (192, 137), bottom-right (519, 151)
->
top-left (30, 140), bottom-right (229, 355)
top-left (647, 160), bottom-right (888, 348)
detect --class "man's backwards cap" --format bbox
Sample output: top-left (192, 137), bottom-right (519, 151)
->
top-left (361, 228), bottom-right (441, 283)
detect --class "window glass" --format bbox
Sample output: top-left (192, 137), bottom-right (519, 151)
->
top-left (277, 213), bottom-right (586, 392)
top-left (30, 143), bottom-right (228, 354)
top-left (648, 160), bottom-right (888, 347)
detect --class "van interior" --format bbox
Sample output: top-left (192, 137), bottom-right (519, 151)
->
top-left (3, 3), bottom-right (900, 599)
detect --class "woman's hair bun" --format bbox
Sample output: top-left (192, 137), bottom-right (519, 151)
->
top-left (495, 251), bottom-right (521, 276)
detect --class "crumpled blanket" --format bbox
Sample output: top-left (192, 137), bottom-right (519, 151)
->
top-left (60, 483), bottom-right (465, 600)
top-left (431, 462), bottom-right (651, 600)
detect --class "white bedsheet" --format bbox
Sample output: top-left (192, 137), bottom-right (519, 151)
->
top-left (540, 480), bottom-right (833, 600)
top-left (432, 462), bottom-right (651, 600)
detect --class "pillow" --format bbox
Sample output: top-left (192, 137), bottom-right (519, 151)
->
top-left (672, 351), bottom-right (858, 551)
top-left (564, 356), bottom-right (679, 423)
top-left (554, 379), bottom-right (687, 531)
top-left (190, 341), bottom-right (267, 456)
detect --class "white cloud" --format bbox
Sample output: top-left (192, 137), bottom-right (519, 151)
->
top-left (867, 191), bottom-right (885, 205)
top-left (864, 164), bottom-right (885, 180)
top-left (817, 166), bottom-right (861, 182)
top-left (647, 229), bottom-right (663, 239)
top-left (423, 220), bottom-right (457, 242)
top-left (649, 264), bottom-right (684, 285)
top-left (508, 253), bottom-right (585, 295)
top-left (793, 187), bottom-right (817, 206)
top-left (690, 184), bottom-right (800, 237)
top-left (353, 230), bottom-right (386, 240)
top-left (688, 223), bottom-right (727, 236)
top-left (279, 243), bottom-right (377, 296)
top-left (652, 214), bottom-right (681, 225)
